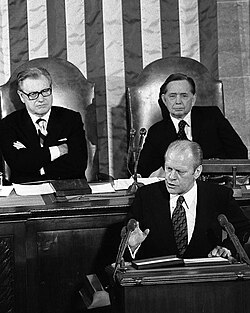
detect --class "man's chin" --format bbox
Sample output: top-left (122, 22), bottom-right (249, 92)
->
top-left (166, 183), bottom-right (179, 194)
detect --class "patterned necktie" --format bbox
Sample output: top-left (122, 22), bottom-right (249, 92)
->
top-left (172, 195), bottom-right (188, 257)
top-left (177, 120), bottom-right (187, 140)
top-left (36, 118), bottom-right (47, 146)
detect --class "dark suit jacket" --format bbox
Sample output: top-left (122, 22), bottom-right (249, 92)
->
top-left (138, 106), bottom-right (248, 177)
top-left (0, 106), bottom-right (88, 183)
top-left (126, 180), bottom-right (250, 260)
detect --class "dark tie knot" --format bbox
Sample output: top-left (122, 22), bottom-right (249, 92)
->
top-left (178, 120), bottom-right (186, 129)
top-left (36, 118), bottom-right (46, 125)
top-left (177, 195), bottom-right (185, 206)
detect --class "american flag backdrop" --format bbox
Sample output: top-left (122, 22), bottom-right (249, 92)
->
top-left (0, 0), bottom-right (218, 178)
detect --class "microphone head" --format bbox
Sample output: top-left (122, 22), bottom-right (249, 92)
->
top-left (139, 128), bottom-right (147, 136)
top-left (127, 218), bottom-right (137, 231)
top-left (217, 214), bottom-right (228, 227)
top-left (130, 128), bottom-right (136, 136)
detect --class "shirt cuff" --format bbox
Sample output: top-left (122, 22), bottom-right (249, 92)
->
top-left (49, 146), bottom-right (60, 161)
top-left (128, 244), bottom-right (141, 259)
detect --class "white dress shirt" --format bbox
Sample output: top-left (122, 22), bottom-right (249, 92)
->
top-left (170, 111), bottom-right (192, 140)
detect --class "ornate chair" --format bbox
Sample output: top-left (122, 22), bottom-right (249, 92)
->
top-left (0, 57), bottom-right (98, 182)
top-left (126, 56), bottom-right (225, 177)
top-left (127, 56), bottom-right (224, 135)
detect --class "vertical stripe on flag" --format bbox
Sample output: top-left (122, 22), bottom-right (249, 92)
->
top-left (65, 0), bottom-right (87, 77)
top-left (102, 0), bottom-right (126, 177)
top-left (0, 0), bottom-right (10, 85)
top-left (178, 0), bottom-right (200, 61)
top-left (85, 0), bottom-right (107, 176)
top-left (198, 0), bottom-right (218, 78)
top-left (46, 0), bottom-right (67, 59)
top-left (140, 0), bottom-right (162, 68)
top-left (122, 0), bottom-right (143, 87)
top-left (27, 0), bottom-right (48, 60)
top-left (8, 0), bottom-right (29, 72)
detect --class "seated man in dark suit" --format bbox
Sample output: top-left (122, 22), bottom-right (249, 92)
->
top-left (126, 140), bottom-right (250, 260)
top-left (0, 67), bottom-right (88, 183)
top-left (138, 73), bottom-right (248, 177)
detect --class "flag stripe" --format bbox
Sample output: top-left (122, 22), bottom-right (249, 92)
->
top-left (27, 0), bottom-right (48, 60)
top-left (84, 1), bottom-right (107, 175)
top-left (160, 0), bottom-right (181, 58)
top-left (140, 0), bottom-right (162, 68)
top-left (46, 0), bottom-right (67, 58)
top-left (178, 0), bottom-right (200, 61)
top-left (122, 0), bottom-right (143, 88)
top-left (8, 0), bottom-right (29, 72)
top-left (198, 0), bottom-right (218, 78)
top-left (0, 0), bottom-right (11, 85)
top-left (65, 0), bottom-right (87, 77)
top-left (102, 0), bottom-right (126, 177)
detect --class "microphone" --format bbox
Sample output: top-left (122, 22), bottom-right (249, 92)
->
top-left (113, 219), bottom-right (137, 279)
top-left (137, 128), bottom-right (147, 151)
top-left (217, 214), bottom-right (250, 265)
top-left (127, 128), bottom-right (136, 165)
top-left (127, 128), bottom-right (147, 194)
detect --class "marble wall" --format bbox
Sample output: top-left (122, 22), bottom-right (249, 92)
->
top-left (217, 0), bottom-right (250, 156)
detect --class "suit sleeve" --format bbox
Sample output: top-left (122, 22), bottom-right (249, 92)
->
top-left (0, 117), bottom-right (51, 174)
top-left (213, 107), bottom-right (248, 158)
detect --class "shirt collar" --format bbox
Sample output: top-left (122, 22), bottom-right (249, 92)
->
top-left (170, 181), bottom-right (197, 209)
top-left (28, 109), bottom-right (51, 125)
top-left (170, 111), bottom-right (192, 130)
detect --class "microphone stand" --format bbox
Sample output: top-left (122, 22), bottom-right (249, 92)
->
top-left (218, 214), bottom-right (250, 265)
top-left (127, 128), bottom-right (147, 194)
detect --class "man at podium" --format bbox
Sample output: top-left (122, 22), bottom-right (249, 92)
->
top-left (125, 140), bottom-right (250, 261)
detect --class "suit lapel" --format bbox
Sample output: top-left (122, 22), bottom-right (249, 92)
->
top-left (22, 110), bottom-right (40, 145)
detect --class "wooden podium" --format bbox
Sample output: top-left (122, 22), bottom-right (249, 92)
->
top-left (108, 262), bottom-right (250, 313)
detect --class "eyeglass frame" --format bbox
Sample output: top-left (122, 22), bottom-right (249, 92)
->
top-left (18, 86), bottom-right (52, 100)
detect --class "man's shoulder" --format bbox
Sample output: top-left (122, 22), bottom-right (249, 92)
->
top-left (192, 106), bottom-right (222, 116)
top-left (1, 108), bottom-right (26, 123)
top-left (51, 106), bottom-right (81, 119)
top-left (197, 180), bottom-right (232, 196)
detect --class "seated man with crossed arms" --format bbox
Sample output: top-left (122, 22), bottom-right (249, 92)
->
top-left (125, 140), bottom-right (250, 261)
top-left (0, 67), bottom-right (88, 183)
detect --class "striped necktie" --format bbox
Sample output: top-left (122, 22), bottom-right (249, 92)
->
top-left (172, 195), bottom-right (188, 257)
top-left (36, 118), bottom-right (47, 146)
top-left (177, 120), bottom-right (187, 140)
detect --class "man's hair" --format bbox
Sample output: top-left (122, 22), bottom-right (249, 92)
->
top-left (158, 73), bottom-right (196, 119)
top-left (165, 140), bottom-right (203, 170)
top-left (17, 67), bottom-right (52, 89)
top-left (160, 73), bottom-right (196, 95)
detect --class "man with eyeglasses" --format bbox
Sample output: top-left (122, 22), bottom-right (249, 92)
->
top-left (123, 140), bottom-right (250, 261)
top-left (0, 67), bottom-right (88, 183)
top-left (137, 73), bottom-right (247, 177)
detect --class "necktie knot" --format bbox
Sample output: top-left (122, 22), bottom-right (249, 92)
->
top-left (176, 195), bottom-right (185, 206)
top-left (177, 120), bottom-right (187, 140)
top-left (36, 118), bottom-right (47, 145)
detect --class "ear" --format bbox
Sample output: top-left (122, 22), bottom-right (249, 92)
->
top-left (161, 93), bottom-right (167, 105)
top-left (194, 165), bottom-right (202, 179)
top-left (17, 90), bottom-right (25, 104)
top-left (191, 93), bottom-right (197, 106)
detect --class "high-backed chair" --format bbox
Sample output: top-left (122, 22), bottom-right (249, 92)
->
top-left (0, 57), bottom-right (98, 182)
top-left (127, 56), bottom-right (224, 134)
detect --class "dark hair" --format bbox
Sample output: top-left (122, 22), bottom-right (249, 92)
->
top-left (17, 67), bottom-right (52, 89)
top-left (158, 73), bottom-right (196, 119)
top-left (165, 140), bottom-right (203, 170)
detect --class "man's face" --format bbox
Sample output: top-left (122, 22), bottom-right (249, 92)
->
top-left (18, 75), bottom-right (53, 117)
top-left (161, 80), bottom-right (196, 119)
top-left (164, 148), bottom-right (202, 195)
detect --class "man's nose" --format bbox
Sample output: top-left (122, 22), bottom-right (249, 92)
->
top-left (176, 94), bottom-right (181, 103)
top-left (37, 93), bottom-right (44, 101)
top-left (168, 169), bottom-right (177, 179)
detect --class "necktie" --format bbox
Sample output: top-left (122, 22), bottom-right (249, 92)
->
top-left (177, 120), bottom-right (187, 140)
top-left (172, 195), bottom-right (188, 257)
top-left (36, 118), bottom-right (47, 146)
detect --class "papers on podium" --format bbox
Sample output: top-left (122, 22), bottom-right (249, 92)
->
top-left (132, 255), bottom-right (230, 270)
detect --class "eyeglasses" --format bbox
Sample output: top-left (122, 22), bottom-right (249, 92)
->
top-left (19, 87), bottom-right (52, 100)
